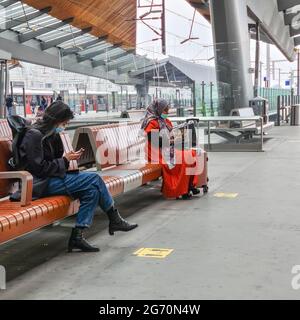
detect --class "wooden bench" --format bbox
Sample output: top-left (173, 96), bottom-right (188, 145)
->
top-left (73, 122), bottom-right (208, 195)
top-left (0, 119), bottom-right (81, 245)
top-left (73, 122), bottom-right (162, 194)
top-left (0, 119), bottom-right (12, 138)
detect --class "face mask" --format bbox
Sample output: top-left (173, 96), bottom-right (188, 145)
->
top-left (161, 113), bottom-right (169, 120)
top-left (55, 127), bottom-right (65, 134)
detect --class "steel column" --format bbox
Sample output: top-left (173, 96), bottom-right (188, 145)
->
top-left (0, 61), bottom-right (5, 118)
top-left (210, 0), bottom-right (253, 115)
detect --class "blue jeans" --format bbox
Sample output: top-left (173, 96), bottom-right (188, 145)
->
top-left (46, 172), bottom-right (114, 228)
top-left (7, 107), bottom-right (12, 116)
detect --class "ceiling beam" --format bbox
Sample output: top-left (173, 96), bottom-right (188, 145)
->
top-left (0, 0), bottom-right (18, 8)
top-left (189, 1), bottom-right (209, 10)
top-left (129, 61), bottom-right (167, 77)
top-left (92, 54), bottom-right (133, 68)
top-left (117, 59), bottom-right (161, 75)
top-left (0, 29), bottom-right (145, 84)
top-left (40, 27), bottom-right (92, 50)
top-left (91, 59), bottom-right (106, 68)
top-left (61, 35), bottom-right (108, 56)
top-left (3, 6), bottom-right (52, 30)
top-left (77, 45), bottom-right (114, 62)
top-left (117, 58), bottom-right (149, 74)
top-left (77, 43), bottom-right (122, 62)
top-left (107, 56), bottom-right (135, 71)
top-left (277, 0), bottom-right (300, 11)
top-left (188, 0), bottom-right (210, 20)
top-left (18, 17), bottom-right (74, 43)
top-left (105, 50), bottom-right (135, 65)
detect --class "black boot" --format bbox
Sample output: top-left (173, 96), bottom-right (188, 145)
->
top-left (176, 193), bottom-right (192, 200)
top-left (68, 227), bottom-right (100, 253)
top-left (106, 207), bottom-right (138, 236)
top-left (181, 192), bottom-right (193, 200)
top-left (190, 187), bottom-right (201, 195)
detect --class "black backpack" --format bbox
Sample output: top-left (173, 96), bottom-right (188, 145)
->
top-left (7, 115), bottom-right (31, 170)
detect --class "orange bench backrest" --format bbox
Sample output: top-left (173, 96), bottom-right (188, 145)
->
top-left (94, 122), bottom-right (144, 168)
top-left (0, 119), bottom-right (12, 139)
top-left (74, 122), bottom-right (145, 170)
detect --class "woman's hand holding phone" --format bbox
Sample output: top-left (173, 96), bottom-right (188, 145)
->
top-left (65, 148), bottom-right (85, 161)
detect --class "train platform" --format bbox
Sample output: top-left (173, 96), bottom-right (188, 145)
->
top-left (0, 125), bottom-right (299, 300)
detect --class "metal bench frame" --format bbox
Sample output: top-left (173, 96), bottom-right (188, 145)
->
top-left (171, 116), bottom-right (274, 152)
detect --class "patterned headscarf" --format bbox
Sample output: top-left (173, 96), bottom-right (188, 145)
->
top-left (141, 99), bottom-right (175, 169)
top-left (141, 99), bottom-right (172, 131)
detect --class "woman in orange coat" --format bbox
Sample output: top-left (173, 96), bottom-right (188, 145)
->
top-left (141, 99), bottom-right (201, 200)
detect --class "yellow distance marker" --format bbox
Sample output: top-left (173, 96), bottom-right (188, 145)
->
top-left (214, 192), bottom-right (239, 199)
top-left (133, 248), bottom-right (174, 259)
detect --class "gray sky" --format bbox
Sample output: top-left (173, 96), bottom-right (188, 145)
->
top-left (136, 0), bottom-right (297, 87)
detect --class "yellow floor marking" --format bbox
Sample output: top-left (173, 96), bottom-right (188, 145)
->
top-left (133, 248), bottom-right (174, 259)
top-left (214, 192), bottom-right (239, 199)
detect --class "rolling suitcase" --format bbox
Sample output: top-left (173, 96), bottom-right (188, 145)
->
top-left (195, 149), bottom-right (209, 193)
top-left (174, 118), bottom-right (209, 193)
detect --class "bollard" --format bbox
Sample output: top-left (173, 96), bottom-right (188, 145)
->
top-left (290, 105), bottom-right (300, 126)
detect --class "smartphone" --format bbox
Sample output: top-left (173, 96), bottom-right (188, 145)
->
top-left (75, 148), bottom-right (85, 154)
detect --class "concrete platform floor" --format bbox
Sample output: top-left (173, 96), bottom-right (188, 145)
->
top-left (1, 126), bottom-right (300, 300)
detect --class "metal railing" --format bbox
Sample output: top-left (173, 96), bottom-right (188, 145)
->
top-left (276, 94), bottom-right (300, 126)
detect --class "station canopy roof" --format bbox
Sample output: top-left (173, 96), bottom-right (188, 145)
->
top-left (186, 0), bottom-right (300, 61)
top-left (130, 55), bottom-right (216, 88)
top-left (0, 0), bottom-right (155, 85)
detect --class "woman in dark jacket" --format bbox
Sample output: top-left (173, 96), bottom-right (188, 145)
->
top-left (18, 101), bottom-right (138, 253)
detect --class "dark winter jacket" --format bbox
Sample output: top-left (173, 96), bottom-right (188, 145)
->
top-left (10, 128), bottom-right (69, 200)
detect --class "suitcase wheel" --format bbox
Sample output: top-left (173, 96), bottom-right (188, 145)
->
top-left (202, 185), bottom-right (209, 194)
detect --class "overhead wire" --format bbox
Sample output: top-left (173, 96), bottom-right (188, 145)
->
top-left (141, 0), bottom-right (210, 29)
top-left (137, 20), bottom-right (210, 47)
